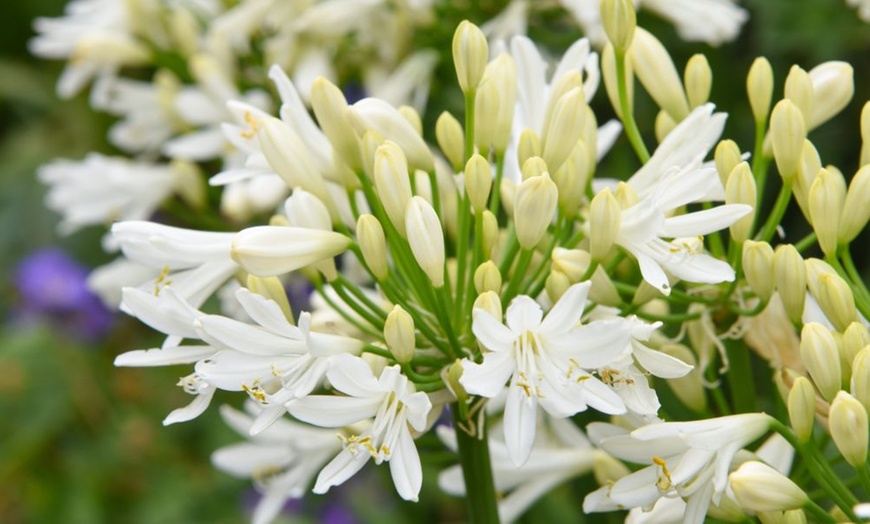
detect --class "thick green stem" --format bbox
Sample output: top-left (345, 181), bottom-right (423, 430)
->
top-left (614, 49), bottom-right (649, 163)
top-left (724, 340), bottom-right (756, 413)
top-left (803, 499), bottom-right (838, 524)
top-left (452, 403), bottom-right (500, 524)
top-left (755, 181), bottom-right (792, 243)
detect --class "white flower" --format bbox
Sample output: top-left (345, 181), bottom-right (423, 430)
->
top-left (584, 413), bottom-right (773, 524)
top-left (847, 0), bottom-right (870, 23)
top-left (461, 282), bottom-right (632, 465)
top-left (212, 403), bottom-right (341, 524)
top-left (287, 354), bottom-right (432, 501)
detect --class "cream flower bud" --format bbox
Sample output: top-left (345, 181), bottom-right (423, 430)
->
top-left (730, 462), bottom-right (808, 512)
top-left (485, 54), bottom-right (518, 154)
top-left (808, 61), bottom-right (854, 130)
top-left (357, 215), bottom-right (388, 280)
top-left (474, 79), bottom-right (500, 154)
top-left (517, 130), bottom-right (542, 168)
top-left (465, 154), bottom-right (492, 214)
top-left (592, 452), bottom-right (631, 485)
top-left (246, 275), bottom-right (294, 324)
top-left (793, 140), bottom-right (821, 219)
top-left (839, 165), bottom-right (870, 244)
top-left (374, 141), bottom-right (413, 237)
top-left (788, 376), bottom-right (817, 443)
top-left (545, 270), bottom-right (571, 303)
top-left (784, 65), bottom-right (813, 123)
top-left (843, 323), bottom-right (870, 367)
top-left (660, 344), bottom-right (707, 413)
top-left (808, 167), bottom-right (846, 256)
top-left (743, 240), bottom-right (775, 303)
top-left (398, 105), bottom-right (422, 135)
top-left (473, 290), bottom-right (502, 321)
top-left (446, 359), bottom-right (468, 402)
top-left (452, 20), bottom-right (488, 94)
top-left (385, 305), bottom-right (415, 364)
top-left (500, 178), bottom-right (517, 217)
top-left (613, 181), bottom-right (639, 209)
top-left (684, 54), bottom-right (712, 109)
top-left (745, 57), bottom-right (774, 124)
top-left (232, 226), bottom-right (351, 277)
top-left (170, 159), bottom-right (205, 210)
top-left (852, 347), bottom-right (870, 413)
top-left (541, 87), bottom-right (587, 173)
top-left (167, 7), bottom-right (200, 57)
top-left (351, 99), bottom-right (434, 172)
top-left (770, 100), bottom-right (807, 181)
top-left (521, 156), bottom-right (548, 181)
top-left (600, 0), bottom-right (636, 52)
top-left (715, 139), bottom-right (743, 188)
top-left (601, 43), bottom-right (633, 119)
top-left (589, 188), bottom-right (621, 261)
top-left (514, 174), bottom-right (558, 250)
top-left (550, 248), bottom-right (620, 305)
top-left (862, 103), bottom-right (870, 166)
top-left (815, 272), bottom-right (858, 332)
top-left (725, 162), bottom-right (757, 243)
top-left (829, 391), bottom-right (869, 467)
top-left (406, 196), bottom-right (445, 287)
top-left (474, 261), bottom-right (502, 294)
top-left (482, 210), bottom-right (498, 258)
top-left (310, 77), bottom-right (361, 171)
top-left (630, 28), bottom-right (690, 121)
top-left (285, 190), bottom-right (337, 279)
top-left (800, 322), bottom-right (842, 402)
top-left (654, 110), bottom-right (677, 143)
top-left (435, 111), bottom-right (465, 172)
top-left (552, 156), bottom-right (582, 216)
top-left (774, 244), bottom-right (807, 324)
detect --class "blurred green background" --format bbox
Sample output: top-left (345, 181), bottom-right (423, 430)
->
top-left (0, 1), bottom-right (867, 523)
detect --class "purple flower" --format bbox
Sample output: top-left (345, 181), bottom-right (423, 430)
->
top-left (13, 248), bottom-right (114, 342)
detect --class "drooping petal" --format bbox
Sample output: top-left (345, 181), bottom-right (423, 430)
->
top-left (114, 345), bottom-right (214, 367)
top-left (163, 384), bottom-right (215, 425)
top-left (402, 391), bottom-right (434, 432)
top-left (503, 382), bottom-right (539, 466)
top-left (287, 395), bottom-right (382, 428)
top-left (389, 427), bottom-right (423, 502)
top-left (632, 342), bottom-right (693, 378)
top-left (313, 448), bottom-right (370, 494)
top-left (607, 466), bottom-right (664, 508)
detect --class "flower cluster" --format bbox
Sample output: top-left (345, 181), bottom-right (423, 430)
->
top-left (32, 0), bottom-right (870, 523)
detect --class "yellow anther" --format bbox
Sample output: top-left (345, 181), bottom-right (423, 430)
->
top-left (154, 265), bottom-right (172, 295)
top-left (242, 383), bottom-right (267, 403)
top-left (239, 111), bottom-right (259, 139)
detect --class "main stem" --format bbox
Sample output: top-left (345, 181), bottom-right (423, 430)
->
top-left (452, 403), bottom-right (500, 524)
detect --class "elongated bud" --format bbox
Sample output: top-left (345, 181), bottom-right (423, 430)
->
top-left (482, 210), bottom-right (498, 257)
top-left (406, 196), bottom-right (445, 287)
top-left (808, 168), bottom-right (846, 256)
top-left (725, 162), bottom-right (756, 243)
top-left (839, 165), bottom-right (870, 244)
top-left (589, 188), bottom-right (621, 261)
top-left (446, 360), bottom-right (468, 402)
top-left (541, 88), bottom-right (587, 173)
top-left (715, 139), bottom-right (743, 188)
top-left (784, 65), bottom-right (813, 123)
top-left (357, 215), bottom-right (388, 280)
top-left (474, 261), bottom-right (502, 294)
top-left (285, 190), bottom-right (338, 279)
top-left (774, 244), bottom-right (806, 324)
top-left (170, 159), bottom-right (205, 210)
top-left (770, 100), bottom-right (807, 181)
top-left (385, 305), bottom-right (415, 364)
top-left (545, 270), bottom-right (572, 303)
top-left (521, 156), bottom-right (548, 181)
top-left (852, 347), bottom-right (870, 413)
top-left (808, 61), bottom-right (853, 130)
top-left (452, 20), bottom-right (488, 94)
top-left (168, 7), bottom-right (200, 57)
top-left (310, 77), bottom-right (361, 171)
top-left (660, 344), bottom-right (707, 413)
top-left (500, 178), bottom-right (517, 217)
top-left (601, 43), bottom-right (633, 119)
top-left (398, 105), bottom-right (422, 135)
top-left (815, 272), bottom-right (858, 332)
top-left (374, 142), bottom-right (413, 237)
top-left (517, 130), bottom-right (542, 168)
top-left (743, 240), bottom-right (775, 303)
top-left (465, 154), bottom-right (492, 214)
top-left (474, 79), bottom-right (500, 154)
top-left (473, 290), bottom-right (502, 320)
top-left (436, 111), bottom-right (465, 172)
top-left (654, 110), bottom-right (676, 142)
top-left (232, 226), bottom-right (351, 277)
top-left (730, 462), bottom-right (808, 512)
top-left (793, 140), bottom-right (821, 219)
top-left (829, 391), bottom-right (869, 467)
top-left (684, 54), bottom-right (712, 109)
top-left (247, 275), bottom-right (294, 324)
top-left (486, 54), bottom-right (518, 154)
top-left (600, 0), bottom-right (636, 52)
top-left (630, 28), bottom-right (690, 121)
top-left (747, 57), bottom-right (774, 123)
top-left (788, 376), bottom-right (816, 443)
top-left (554, 141), bottom-right (591, 216)
top-left (613, 181), bottom-right (639, 209)
top-left (862, 103), bottom-right (870, 166)
top-left (514, 174), bottom-right (558, 250)
top-left (843, 323), bottom-right (870, 368)
top-left (800, 322), bottom-right (842, 402)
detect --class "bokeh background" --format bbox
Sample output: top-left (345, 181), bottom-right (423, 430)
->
top-left (0, 1), bottom-right (867, 523)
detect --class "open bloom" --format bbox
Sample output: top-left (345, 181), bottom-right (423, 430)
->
top-left (461, 282), bottom-right (633, 465)
top-left (287, 355), bottom-right (432, 501)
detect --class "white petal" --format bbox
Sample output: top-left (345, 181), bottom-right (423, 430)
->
top-left (661, 253), bottom-right (735, 284)
top-left (389, 427), bottom-right (423, 501)
top-left (539, 281), bottom-right (590, 335)
top-left (287, 395), bottom-right (381, 428)
top-left (231, 226), bottom-right (351, 277)
top-left (660, 204), bottom-right (751, 238)
top-left (608, 466), bottom-right (664, 508)
top-left (313, 448), bottom-right (369, 494)
top-left (503, 383), bottom-right (538, 466)
top-left (684, 480), bottom-right (715, 524)
top-left (580, 377), bottom-right (627, 415)
top-left (236, 288), bottom-right (303, 339)
top-left (471, 309), bottom-right (515, 352)
top-left (632, 342), bottom-right (693, 378)
top-left (636, 253), bottom-right (672, 295)
top-left (114, 345), bottom-right (214, 367)
top-left (460, 353), bottom-right (515, 398)
top-left (326, 354), bottom-right (382, 398)
top-left (402, 391), bottom-right (433, 432)
top-left (197, 315), bottom-right (306, 355)
top-left (505, 295), bottom-right (543, 333)
top-left (163, 385), bottom-right (214, 425)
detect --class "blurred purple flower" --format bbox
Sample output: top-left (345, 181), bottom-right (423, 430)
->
top-left (13, 248), bottom-right (114, 341)
top-left (322, 505), bottom-right (358, 524)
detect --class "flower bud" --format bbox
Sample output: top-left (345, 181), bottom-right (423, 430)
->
top-left (659, 344), bottom-right (707, 413)
top-left (829, 391), bottom-right (869, 467)
top-left (436, 111), bottom-right (465, 172)
top-left (839, 165), bottom-right (870, 244)
top-left (630, 28), bottom-right (689, 121)
top-left (589, 188), bottom-right (621, 262)
top-left (541, 88), bottom-right (587, 173)
top-left (600, 0), bottom-right (636, 52)
top-left (773, 244), bottom-right (806, 324)
top-left (592, 452), bottom-right (630, 486)
top-left (601, 43), bottom-right (633, 120)
top-left (374, 141), bottom-right (413, 237)
top-left (167, 7), bottom-right (200, 57)
top-left (851, 347), bottom-right (870, 413)
top-left (357, 215), bottom-right (388, 280)
top-left (232, 226), bottom-right (352, 277)
top-left (473, 290), bottom-right (502, 320)
top-left (514, 174), bottom-right (558, 250)
top-left (170, 159), bottom-right (205, 210)
top-left (730, 461), bottom-right (808, 512)
top-left (500, 178), bottom-right (517, 218)
top-left (486, 54), bottom-right (518, 154)
top-left (446, 359), bottom-right (468, 402)
top-left (465, 154), bottom-right (492, 214)
top-left (715, 139), bottom-right (743, 189)
top-left (550, 248), bottom-right (620, 305)
top-left (788, 376), bottom-right (817, 443)
top-left (385, 305), bottom-right (415, 364)
top-left (725, 162), bottom-right (756, 243)
top-left (654, 110), bottom-right (676, 142)
top-left (808, 61), bottom-right (853, 130)
top-left (517, 130), bottom-right (542, 169)
top-left (784, 65), bottom-right (813, 123)
top-left (545, 270), bottom-right (572, 303)
top-left (474, 79), bottom-right (500, 154)
top-left (474, 261), bottom-right (502, 294)
top-left (770, 100), bottom-right (807, 181)
top-left (406, 196), bottom-right (445, 287)
top-left (285, 190), bottom-right (338, 279)
top-left (351, 99), bottom-right (434, 172)
top-left (684, 54), bottom-right (712, 109)
top-left (310, 77), bottom-right (361, 171)
top-left (792, 140), bottom-right (820, 219)
top-left (452, 20), bottom-right (488, 94)
top-left (398, 105), bottom-right (422, 135)
top-left (482, 210), bottom-right (499, 258)
top-left (843, 323), bottom-right (870, 367)
top-left (800, 322), bottom-right (842, 402)
top-left (743, 240), bottom-right (775, 303)
top-left (246, 275), bottom-right (294, 324)
top-left (552, 150), bottom-right (584, 216)
top-left (747, 57), bottom-right (774, 123)
top-left (613, 181), bottom-right (639, 209)
top-left (814, 272), bottom-right (858, 332)
top-left (521, 156), bottom-right (548, 181)
top-left (808, 168), bottom-right (846, 256)
top-left (862, 102), bottom-right (870, 166)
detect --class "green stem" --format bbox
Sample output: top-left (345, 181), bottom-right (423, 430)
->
top-left (724, 340), bottom-right (756, 413)
top-left (803, 500), bottom-right (838, 524)
top-left (841, 248), bottom-right (870, 304)
top-left (489, 153), bottom-right (505, 216)
top-left (452, 402), bottom-right (500, 524)
top-left (751, 119), bottom-right (771, 234)
top-left (465, 90), bottom-right (476, 161)
top-left (858, 465), bottom-right (870, 498)
top-left (502, 248), bottom-right (534, 305)
top-left (828, 254), bottom-right (870, 321)
top-left (755, 181), bottom-right (793, 243)
top-left (614, 49), bottom-right (649, 163)
top-left (794, 232), bottom-right (817, 254)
